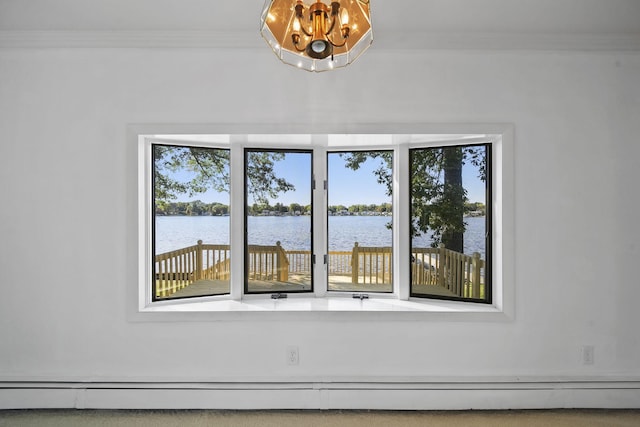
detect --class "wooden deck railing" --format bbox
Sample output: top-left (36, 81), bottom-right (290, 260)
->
top-left (154, 240), bottom-right (230, 298)
top-left (412, 244), bottom-right (485, 299)
top-left (351, 242), bottom-right (393, 284)
top-left (155, 241), bottom-right (485, 299)
top-left (328, 251), bottom-right (352, 275)
top-left (286, 250), bottom-right (312, 276)
top-left (246, 241), bottom-right (289, 282)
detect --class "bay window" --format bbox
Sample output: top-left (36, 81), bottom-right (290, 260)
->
top-left (139, 130), bottom-right (507, 313)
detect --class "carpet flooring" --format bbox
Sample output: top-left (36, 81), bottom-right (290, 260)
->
top-left (1, 409), bottom-right (639, 427)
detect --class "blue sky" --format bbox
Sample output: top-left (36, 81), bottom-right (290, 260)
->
top-left (327, 153), bottom-right (390, 206)
top-left (171, 151), bottom-right (486, 205)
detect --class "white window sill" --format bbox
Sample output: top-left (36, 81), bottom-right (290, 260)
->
top-left (130, 296), bottom-right (510, 322)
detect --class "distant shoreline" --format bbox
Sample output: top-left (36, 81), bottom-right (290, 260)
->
top-left (156, 200), bottom-right (485, 217)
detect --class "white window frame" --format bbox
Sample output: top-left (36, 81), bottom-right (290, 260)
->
top-left (129, 124), bottom-right (514, 321)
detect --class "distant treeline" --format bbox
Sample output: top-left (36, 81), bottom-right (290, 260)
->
top-left (156, 200), bottom-right (485, 217)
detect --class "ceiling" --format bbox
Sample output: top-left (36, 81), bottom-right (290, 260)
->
top-left (1, 0), bottom-right (639, 50)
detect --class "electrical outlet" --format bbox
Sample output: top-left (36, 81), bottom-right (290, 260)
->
top-left (286, 346), bottom-right (299, 365)
top-left (582, 345), bottom-right (595, 365)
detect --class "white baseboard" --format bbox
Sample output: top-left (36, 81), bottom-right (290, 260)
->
top-left (2, 380), bottom-right (639, 410)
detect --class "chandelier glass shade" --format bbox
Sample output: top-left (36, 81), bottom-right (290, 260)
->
top-left (261, 0), bottom-right (372, 72)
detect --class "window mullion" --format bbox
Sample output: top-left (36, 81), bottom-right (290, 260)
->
top-left (229, 137), bottom-right (246, 301)
top-left (142, 137), bottom-right (154, 307)
top-left (312, 137), bottom-right (328, 297)
top-left (395, 143), bottom-right (411, 300)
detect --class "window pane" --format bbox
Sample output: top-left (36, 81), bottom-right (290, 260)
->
top-left (245, 150), bottom-right (313, 293)
top-left (327, 151), bottom-right (393, 293)
top-left (152, 144), bottom-right (230, 300)
top-left (410, 144), bottom-right (491, 302)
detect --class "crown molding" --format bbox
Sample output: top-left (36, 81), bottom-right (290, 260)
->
top-left (0, 30), bottom-right (639, 51)
top-left (0, 30), bottom-right (260, 49)
top-left (380, 31), bottom-right (640, 52)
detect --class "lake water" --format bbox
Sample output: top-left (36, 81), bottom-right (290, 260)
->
top-left (155, 215), bottom-right (487, 258)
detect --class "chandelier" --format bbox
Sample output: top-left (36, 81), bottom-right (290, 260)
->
top-left (260, 0), bottom-right (373, 72)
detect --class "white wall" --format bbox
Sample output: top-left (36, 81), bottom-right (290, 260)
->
top-left (0, 45), bottom-right (639, 408)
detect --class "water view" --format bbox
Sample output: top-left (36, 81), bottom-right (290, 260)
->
top-left (155, 215), bottom-right (487, 258)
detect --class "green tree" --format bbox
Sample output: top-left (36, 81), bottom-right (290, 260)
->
top-left (154, 146), bottom-right (294, 205)
top-left (433, 147), bottom-right (465, 252)
top-left (341, 147), bottom-right (486, 250)
top-left (289, 203), bottom-right (302, 215)
top-left (245, 151), bottom-right (295, 205)
top-left (464, 201), bottom-right (485, 216)
top-left (209, 202), bottom-right (229, 216)
top-left (175, 202), bottom-right (188, 215)
top-left (155, 200), bottom-right (168, 215)
top-left (377, 203), bottom-right (392, 213)
top-left (274, 202), bottom-right (288, 214)
top-left (190, 200), bottom-right (206, 216)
